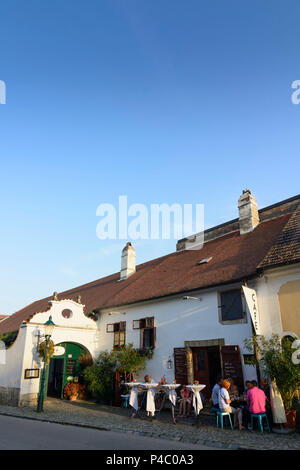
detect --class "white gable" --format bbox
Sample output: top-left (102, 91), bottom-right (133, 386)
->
top-left (28, 299), bottom-right (97, 330)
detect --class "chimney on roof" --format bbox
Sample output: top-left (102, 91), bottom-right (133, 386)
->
top-left (120, 242), bottom-right (136, 280)
top-left (238, 189), bottom-right (260, 234)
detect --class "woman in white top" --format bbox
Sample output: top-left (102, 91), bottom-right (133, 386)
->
top-left (219, 379), bottom-right (244, 430)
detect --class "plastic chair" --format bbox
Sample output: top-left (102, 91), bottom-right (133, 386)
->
top-left (209, 407), bottom-right (219, 424)
top-left (251, 413), bottom-right (270, 433)
top-left (121, 394), bottom-right (130, 408)
top-left (216, 411), bottom-right (233, 430)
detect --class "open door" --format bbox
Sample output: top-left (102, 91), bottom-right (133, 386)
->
top-left (174, 348), bottom-right (188, 385)
top-left (192, 348), bottom-right (210, 398)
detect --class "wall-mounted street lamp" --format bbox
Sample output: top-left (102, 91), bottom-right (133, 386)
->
top-left (167, 356), bottom-right (173, 369)
top-left (37, 315), bottom-right (55, 413)
top-left (182, 296), bottom-right (202, 301)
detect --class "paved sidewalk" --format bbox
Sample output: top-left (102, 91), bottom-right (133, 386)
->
top-left (0, 398), bottom-right (299, 450)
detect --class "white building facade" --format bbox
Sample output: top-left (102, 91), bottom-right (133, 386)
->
top-left (0, 191), bottom-right (299, 406)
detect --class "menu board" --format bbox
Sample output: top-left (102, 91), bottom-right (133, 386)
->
top-left (66, 360), bottom-right (76, 376)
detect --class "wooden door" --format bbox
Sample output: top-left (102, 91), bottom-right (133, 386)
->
top-left (192, 347), bottom-right (210, 397)
top-left (220, 345), bottom-right (244, 392)
top-left (174, 348), bottom-right (188, 385)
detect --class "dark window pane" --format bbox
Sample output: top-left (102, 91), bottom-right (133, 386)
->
top-left (196, 350), bottom-right (205, 370)
top-left (143, 329), bottom-right (154, 348)
top-left (221, 290), bottom-right (243, 321)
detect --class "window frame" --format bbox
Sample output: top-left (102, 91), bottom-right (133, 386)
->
top-left (218, 288), bottom-right (247, 325)
top-left (107, 321), bottom-right (127, 348)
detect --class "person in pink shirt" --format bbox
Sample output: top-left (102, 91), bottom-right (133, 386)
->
top-left (247, 380), bottom-right (266, 415)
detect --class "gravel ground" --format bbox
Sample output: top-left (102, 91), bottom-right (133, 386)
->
top-left (0, 398), bottom-right (299, 450)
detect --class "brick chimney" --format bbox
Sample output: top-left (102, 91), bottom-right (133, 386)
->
top-left (120, 242), bottom-right (136, 280)
top-left (238, 189), bottom-right (260, 234)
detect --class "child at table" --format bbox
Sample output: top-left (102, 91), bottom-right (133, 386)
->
top-left (178, 385), bottom-right (192, 417)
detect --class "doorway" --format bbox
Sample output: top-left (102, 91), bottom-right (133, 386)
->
top-left (47, 358), bottom-right (64, 397)
top-left (192, 346), bottom-right (221, 398)
top-left (46, 342), bottom-right (89, 399)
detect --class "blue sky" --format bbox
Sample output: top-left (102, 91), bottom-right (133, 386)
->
top-left (0, 0), bottom-right (300, 315)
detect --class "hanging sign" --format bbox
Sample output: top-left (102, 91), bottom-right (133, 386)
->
top-left (54, 346), bottom-right (65, 356)
top-left (242, 286), bottom-right (261, 335)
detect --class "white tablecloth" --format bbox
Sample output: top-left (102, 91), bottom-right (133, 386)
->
top-left (129, 386), bottom-right (139, 411)
top-left (186, 385), bottom-right (206, 415)
top-left (146, 388), bottom-right (156, 413)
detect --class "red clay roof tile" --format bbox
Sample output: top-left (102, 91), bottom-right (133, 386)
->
top-left (0, 212), bottom-right (294, 335)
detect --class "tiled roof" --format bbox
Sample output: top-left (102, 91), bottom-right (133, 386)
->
top-left (258, 204), bottom-right (300, 269)
top-left (0, 212), bottom-right (294, 335)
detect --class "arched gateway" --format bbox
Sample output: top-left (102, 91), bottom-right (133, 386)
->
top-left (0, 298), bottom-right (98, 406)
top-left (47, 342), bottom-right (91, 398)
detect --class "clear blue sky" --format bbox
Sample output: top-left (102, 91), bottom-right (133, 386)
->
top-left (0, 0), bottom-right (300, 315)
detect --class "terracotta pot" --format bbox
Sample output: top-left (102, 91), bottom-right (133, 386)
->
top-left (285, 410), bottom-right (297, 429)
top-left (69, 396), bottom-right (77, 401)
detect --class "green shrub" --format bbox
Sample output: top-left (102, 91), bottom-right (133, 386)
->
top-left (110, 343), bottom-right (148, 382)
top-left (83, 351), bottom-right (116, 404)
top-left (0, 331), bottom-right (18, 348)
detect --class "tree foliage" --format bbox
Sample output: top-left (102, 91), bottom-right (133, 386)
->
top-left (83, 345), bottom-right (151, 403)
top-left (83, 351), bottom-right (116, 403)
top-left (110, 343), bottom-right (147, 381)
top-left (0, 331), bottom-right (18, 348)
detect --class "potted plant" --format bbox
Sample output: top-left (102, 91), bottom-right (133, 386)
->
top-left (37, 339), bottom-right (55, 365)
top-left (63, 382), bottom-right (87, 401)
top-left (245, 334), bottom-right (300, 429)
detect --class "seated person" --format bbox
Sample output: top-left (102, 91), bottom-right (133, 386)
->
top-left (210, 376), bottom-right (223, 409)
top-left (244, 380), bottom-right (253, 395)
top-left (156, 376), bottom-right (168, 411)
top-left (241, 380), bottom-right (253, 426)
top-left (260, 378), bottom-right (273, 427)
top-left (247, 380), bottom-right (266, 419)
top-left (178, 385), bottom-right (192, 417)
top-left (228, 377), bottom-right (239, 399)
top-left (219, 379), bottom-right (244, 430)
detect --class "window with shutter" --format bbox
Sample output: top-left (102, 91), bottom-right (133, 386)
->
top-left (107, 322), bottom-right (127, 348)
top-left (135, 317), bottom-right (156, 349)
top-left (133, 320), bottom-right (140, 329)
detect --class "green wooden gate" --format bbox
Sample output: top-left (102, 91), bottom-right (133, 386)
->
top-left (47, 342), bottom-right (87, 398)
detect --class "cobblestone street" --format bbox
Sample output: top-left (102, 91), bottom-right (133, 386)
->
top-left (0, 398), bottom-right (299, 450)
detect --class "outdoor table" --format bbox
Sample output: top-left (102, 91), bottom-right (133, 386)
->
top-left (140, 383), bottom-right (159, 416)
top-left (161, 384), bottom-right (181, 424)
top-left (186, 384), bottom-right (206, 415)
top-left (124, 382), bottom-right (143, 413)
top-left (230, 396), bottom-right (247, 408)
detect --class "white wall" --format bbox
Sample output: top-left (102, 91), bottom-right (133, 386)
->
top-left (97, 290), bottom-right (256, 383)
top-left (0, 299), bottom-right (99, 403)
top-left (0, 326), bottom-right (26, 390)
top-left (254, 264), bottom-right (300, 338)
